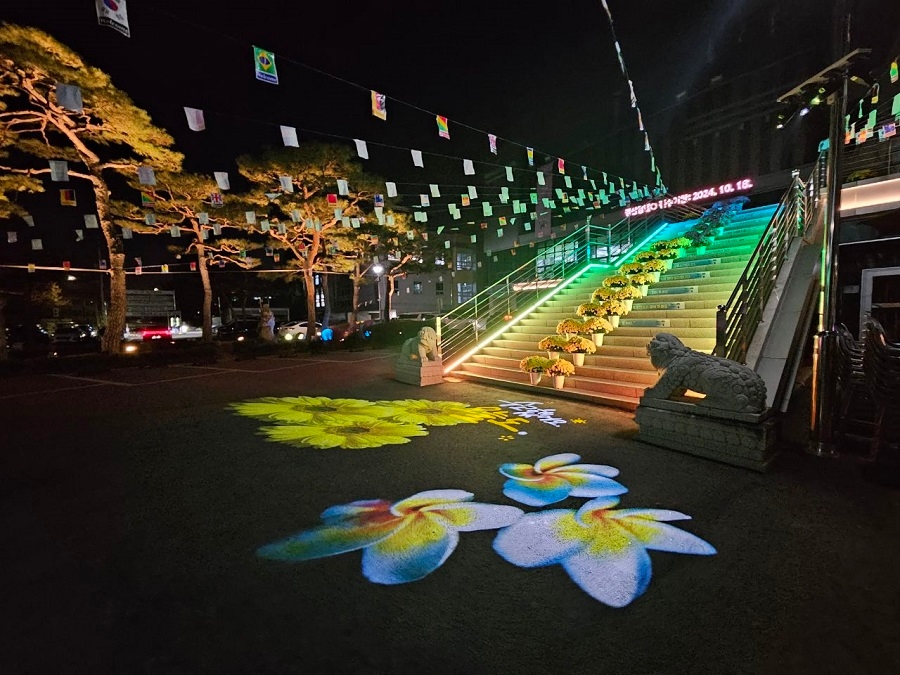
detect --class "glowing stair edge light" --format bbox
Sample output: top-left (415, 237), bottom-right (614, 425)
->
top-left (443, 263), bottom-right (606, 375)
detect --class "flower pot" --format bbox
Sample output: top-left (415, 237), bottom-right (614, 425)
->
top-left (553, 375), bottom-right (566, 390)
top-left (694, 246), bottom-right (706, 255)
top-left (662, 258), bottom-right (673, 271)
top-left (528, 371), bottom-right (542, 385)
top-left (711, 227), bottom-right (724, 236)
top-left (648, 271), bottom-right (661, 283)
top-left (592, 333), bottom-right (605, 347)
top-left (572, 353), bottom-right (585, 367)
top-left (676, 248), bottom-right (686, 258)
top-left (607, 315), bottom-right (620, 328)
top-left (548, 351), bottom-right (560, 360)
top-left (638, 284), bottom-right (649, 296)
top-left (622, 298), bottom-right (634, 312)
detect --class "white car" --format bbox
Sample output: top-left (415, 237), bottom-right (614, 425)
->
top-left (277, 321), bottom-right (322, 341)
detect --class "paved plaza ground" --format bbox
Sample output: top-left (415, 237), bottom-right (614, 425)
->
top-left (1, 348), bottom-right (898, 674)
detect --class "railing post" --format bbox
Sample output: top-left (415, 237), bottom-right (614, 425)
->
top-left (714, 304), bottom-right (727, 357)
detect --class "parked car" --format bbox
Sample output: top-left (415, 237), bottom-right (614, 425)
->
top-left (216, 319), bottom-right (260, 341)
top-left (52, 322), bottom-right (98, 343)
top-left (277, 321), bottom-right (322, 341)
top-left (4, 323), bottom-right (52, 357)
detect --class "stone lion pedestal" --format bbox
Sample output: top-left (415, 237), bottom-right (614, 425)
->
top-left (394, 326), bottom-right (444, 387)
top-left (634, 333), bottom-right (777, 471)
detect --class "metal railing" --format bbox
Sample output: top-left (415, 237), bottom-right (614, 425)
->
top-left (715, 153), bottom-right (826, 362)
top-left (438, 203), bottom-right (704, 372)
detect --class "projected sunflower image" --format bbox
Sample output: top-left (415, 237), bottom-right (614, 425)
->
top-left (230, 396), bottom-right (505, 450)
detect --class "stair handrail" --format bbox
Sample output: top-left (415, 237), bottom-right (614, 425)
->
top-left (714, 156), bottom-right (825, 362)
top-left (438, 203), bottom-right (705, 370)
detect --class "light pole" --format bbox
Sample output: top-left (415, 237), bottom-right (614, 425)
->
top-left (371, 260), bottom-right (384, 322)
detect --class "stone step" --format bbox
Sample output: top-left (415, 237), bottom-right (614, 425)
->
top-left (458, 362), bottom-right (648, 400)
top-left (647, 283), bottom-right (735, 296)
top-left (619, 317), bottom-right (716, 329)
top-left (607, 326), bottom-right (714, 338)
top-left (481, 346), bottom-right (657, 371)
top-left (626, 307), bottom-right (716, 319)
top-left (672, 256), bottom-right (751, 268)
top-left (604, 335), bottom-right (716, 349)
top-left (471, 354), bottom-right (659, 385)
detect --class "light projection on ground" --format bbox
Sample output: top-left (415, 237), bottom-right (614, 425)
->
top-left (230, 397), bottom-right (578, 449)
top-left (499, 453), bottom-right (627, 507)
top-left (257, 490), bottom-right (523, 584)
top-left (255, 450), bottom-right (716, 608)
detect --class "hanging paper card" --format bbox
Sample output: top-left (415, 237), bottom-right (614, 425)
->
top-left (353, 139), bottom-right (369, 159)
top-left (461, 195), bottom-right (471, 207)
top-left (429, 184), bottom-right (440, 198)
top-left (506, 166), bottom-right (514, 182)
top-left (55, 83), bottom-right (83, 113)
top-left (121, 227), bottom-right (132, 239)
top-left (184, 107), bottom-right (205, 131)
top-left (884, 123), bottom-right (897, 139)
top-left (336, 179), bottom-right (349, 196)
top-left (243, 211), bottom-right (256, 225)
top-left (140, 193), bottom-right (154, 208)
top-left (375, 209), bottom-right (384, 225)
top-left (500, 187), bottom-right (509, 203)
top-left (420, 194), bottom-right (430, 207)
top-left (351, 218), bottom-right (360, 228)
top-left (470, 234), bottom-right (478, 243)
top-left (253, 46), bottom-right (279, 84)
top-left (486, 133), bottom-right (499, 155)
top-left (411, 150), bottom-right (424, 167)
top-left (280, 222), bottom-right (288, 233)
top-left (496, 228), bottom-right (504, 238)
top-left (49, 160), bottom-right (68, 182)
top-left (280, 125), bottom-right (299, 147)
top-left (95, 0), bottom-right (130, 37)
top-left (448, 204), bottom-right (457, 214)
top-left (145, 213), bottom-right (156, 225)
top-left (542, 198), bottom-right (551, 208)
top-left (498, 216), bottom-right (507, 226)
top-left (452, 210), bottom-right (461, 220)
top-left (414, 212), bottom-right (427, 222)
top-left (210, 193), bottom-right (224, 207)
top-left (169, 225), bottom-right (179, 237)
top-left (530, 193), bottom-right (537, 204)
top-left (291, 209), bottom-right (301, 222)
top-left (555, 188), bottom-right (564, 199)
top-left (23, 215), bottom-right (34, 226)
top-left (7, 232), bottom-right (16, 243)
top-left (437, 226), bottom-right (445, 235)
top-left (278, 175), bottom-right (293, 193)
top-left (463, 159), bottom-right (475, 175)
top-left (214, 172), bottom-right (230, 190)
top-left (260, 220), bottom-right (270, 232)
top-left (201, 229), bottom-right (209, 240)
top-left (198, 212), bottom-right (209, 225)
top-left (134, 266), bottom-right (142, 275)
top-left (482, 202), bottom-right (493, 216)
top-left (371, 91), bottom-right (387, 120)
top-left (333, 207), bottom-right (343, 220)
top-left (190, 261), bottom-right (197, 271)
top-left (31, 238), bottom-right (42, 250)
top-left (444, 240), bottom-right (451, 249)
top-left (891, 61), bottom-right (899, 84)
top-left (327, 194), bottom-right (338, 205)
top-left (386, 182), bottom-right (397, 197)
top-left (373, 194), bottom-right (385, 209)
top-left (537, 172), bottom-right (545, 186)
top-left (82, 214), bottom-right (98, 229)
top-left (524, 222), bottom-right (532, 232)
top-left (564, 176), bottom-right (573, 188)
top-left (644, 133), bottom-right (651, 151)
top-left (468, 185), bottom-right (478, 199)
top-left (60, 189), bottom-right (76, 206)
top-left (557, 158), bottom-right (565, 174)
top-left (526, 147), bottom-right (534, 166)
top-left (137, 165), bottom-right (156, 186)
top-left (436, 115), bottom-right (450, 139)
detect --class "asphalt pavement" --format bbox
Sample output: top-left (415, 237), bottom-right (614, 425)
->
top-left (1, 349), bottom-right (898, 674)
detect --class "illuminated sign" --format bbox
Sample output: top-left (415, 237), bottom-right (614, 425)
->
top-left (624, 178), bottom-right (754, 217)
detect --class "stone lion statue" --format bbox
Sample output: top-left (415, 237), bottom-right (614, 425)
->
top-left (400, 326), bottom-right (441, 363)
top-left (643, 333), bottom-right (766, 413)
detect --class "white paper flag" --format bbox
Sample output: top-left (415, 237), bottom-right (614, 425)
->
top-left (429, 184), bottom-right (440, 198)
top-left (170, 225), bottom-right (180, 237)
top-left (351, 217), bottom-right (360, 228)
top-left (564, 176), bottom-right (573, 188)
top-left (411, 149), bottom-right (424, 167)
top-left (448, 204), bottom-right (457, 215)
top-left (482, 202), bottom-right (493, 217)
top-left (214, 172), bottom-right (230, 190)
top-left (31, 238), bottom-right (42, 250)
top-left (201, 229), bottom-right (209, 240)
top-left (337, 179), bottom-right (349, 196)
top-left (260, 220), bottom-right (270, 232)
top-left (452, 210), bottom-right (461, 220)
top-left (49, 160), bottom-right (68, 182)
top-left (23, 216), bottom-right (34, 227)
top-left (353, 139), bottom-right (369, 159)
top-left (137, 165), bottom-right (156, 185)
top-left (291, 209), bottom-right (301, 222)
top-left (333, 207), bottom-right (342, 220)
top-left (468, 185), bottom-right (478, 199)
top-left (506, 166), bottom-right (514, 182)
top-left (463, 159), bottom-right (475, 175)
top-left (537, 172), bottom-right (546, 186)
top-left (470, 234), bottom-right (478, 243)
top-left (7, 231), bottom-right (17, 243)
top-left (198, 212), bottom-right (209, 225)
top-left (279, 222), bottom-right (288, 234)
top-left (500, 187), bottom-right (509, 203)
top-left (341, 217), bottom-right (350, 228)
top-left (121, 227), bottom-right (132, 239)
top-left (55, 83), bottom-right (83, 113)
top-left (184, 107), bottom-right (206, 131)
top-left (84, 215), bottom-right (99, 229)
top-left (74, 229), bottom-right (84, 241)
top-left (245, 211), bottom-right (256, 225)
top-left (386, 182), bottom-right (397, 198)
top-left (212, 223), bottom-right (222, 235)
top-left (145, 213), bottom-right (156, 225)
top-left (279, 175), bottom-right (293, 193)
top-left (280, 125), bottom-right (299, 147)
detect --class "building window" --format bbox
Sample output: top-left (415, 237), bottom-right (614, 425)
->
top-left (412, 281), bottom-right (423, 294)
top-left (456, 250), bottom-right (474, 270)
top-left (435, 282), bottom-right (444, 296)
top-left (314, 274), bottom-right (325, 308)
top-left (457, 282), bottom-right (476, 303)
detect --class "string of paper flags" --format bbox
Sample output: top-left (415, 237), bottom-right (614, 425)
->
top-left (843, 55), bottom-right (900, 146)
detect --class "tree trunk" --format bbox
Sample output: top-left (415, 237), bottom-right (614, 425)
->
top-left (303, 266), bottom-right (317, 335)
top-left (92, 177), bottom-right (125, 354)
top-left (349, 262), bottom-right (361, 326)
top-left (386, 275), bottom-right (396, 321)
top-left (196, 243), bottom-right (213, 342)
top-left (0, 295), bottom-right (7, 360)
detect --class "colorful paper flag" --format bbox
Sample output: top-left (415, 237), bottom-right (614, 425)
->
top-left (557, 158), bottom-right (565, 174)
top-left (214, 172), bottom-right (230, 190)
top-left (411, 149), bottom-right (424, 167)
top-left (161, 264), bottom-right (169, 273)
top-left (884, 123), bottom-right (897, 139)
top-left (27, 263), bottom-right (35, 273)
top-left (280, 125), bottom-right (299, 147)
top-left (327, 193), bottom-right (338, 205)
top-left (374, 194), bottom-right (384, 208)
top-left (134, 266), bottom-right (142, 275)
top-left (891, 61), bottom-right (899, 84)
top-left (463, 159), bottom-right (475, 175)
top-left (210, 193), bottom-right (224, 207)
top-left (95, 0), bottom-right (130, 37)
top-left (436, 115), bottom-right (450, 139)
top-left (184, 107), bottom-right (205, 131)
top-left (371, 90), bottom-right (387, 120)
top-left (99, 259), bottom-right (107, 269)
top-left (137, 165), bottom-right (155, 185)
top-left (55, 83), bottom-right (83, 113)
top-left (488, 133), bottom-right (498, 154)
top-left (49, 160), bottom-right (68, 182)
top-left (420, 194), bottom-right (430, 207)
top-left (60, 189), bottom-right (76, 206)
top-left (498, 216), bottom-right (507, 226)
top-left (353, 139), bottom-right (369, 159)
top-left (461, 195), bottom-right (471, 207)
top-left (526, 147), bottom-right (534, 166)
top-left (253, 46), bottom-right (278, 84)
top-left (190, 262), bottom-right (197, 271)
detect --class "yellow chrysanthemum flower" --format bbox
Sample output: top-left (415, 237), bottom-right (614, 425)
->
top-left (261, 418), bottom-right (428, 449)
top-left (378, 399), bottom-right (497, 427)
top-left (231, 396), bottom-right (388, 425)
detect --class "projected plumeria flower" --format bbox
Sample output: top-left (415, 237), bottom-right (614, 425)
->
top-left (493, 495), bottom-right (716, 607)
top-left (499, 453), bottom-right (627, 506)
top-left (379, 399), bottom-right (498, 426)
top-left (231, 396), bottom-right (390, 425)
top-left (262, 418), bottom-right (428, 449)
top-left (258, 490), bottom-right (524, 584)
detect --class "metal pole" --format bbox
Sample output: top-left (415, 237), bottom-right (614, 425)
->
top-left (809, 58), bottom-right (848, 457)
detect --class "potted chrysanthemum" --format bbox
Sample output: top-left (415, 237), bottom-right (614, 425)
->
top-left (619, 262), bottom-right (644, 278)
top-left (655, 248), bottom-right (679, 269)
top-left (601, 275), bottom-right (630, 289)
top-left (629, 272), bottom-right (652, 296)
top-left (600, 298), bottom-right (628, 327)
top-left (635, 250), bottom-right (658, 264)
top-left (538, 335), bottom-right (568, 360)
top-left (642, 259), bottom-right (667, 282)
top-left (563, 335), bottom-right (596, 367)
top-left (591, 287), bottom-right (617, 303)
top-left (615, 285), bottom-right (642, 312)
top-left (519, 355), bottom-right (554, 385)
top-left (581, 316), bottom-right (614, 347)
top-left (556, 317), bottom-right (584, 338)
top-left (576, 301), bottom-right (606, 318)
top-left (546, 358), bottom-right (575, 390)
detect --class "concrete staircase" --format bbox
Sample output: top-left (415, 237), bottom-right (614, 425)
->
top-left (452, 204), bottom-right (778, 410)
